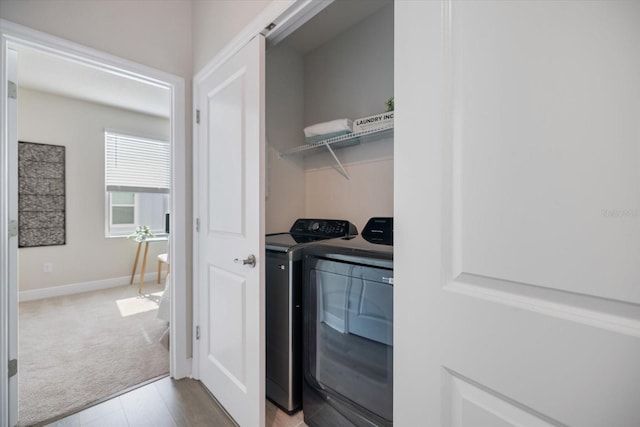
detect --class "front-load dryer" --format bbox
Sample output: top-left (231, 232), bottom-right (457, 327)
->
top-left (302, 218), bottom-right (394, 426)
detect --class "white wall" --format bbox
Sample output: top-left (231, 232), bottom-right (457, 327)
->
top-left (17, 88), bottom-right (170, 291)
top-left (192, 0), bottom-right (275, 74)
top-left (0, 0), bottom-right (191, 78)
top-left (302, 4), bottom-right (394, 231)
top-left (304, 150), bottom-right (393, 232)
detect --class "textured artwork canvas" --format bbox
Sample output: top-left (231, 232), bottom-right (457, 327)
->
top-left (18, 141), bottom-right (66, 247)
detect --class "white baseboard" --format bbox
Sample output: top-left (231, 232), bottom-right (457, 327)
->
top-left (19, 272), bottom-right (158, 302)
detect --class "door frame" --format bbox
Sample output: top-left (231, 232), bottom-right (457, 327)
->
top-left (0, 19), bottom-right (189, 426)
top-left (191, 0), bottom-right (333, 380)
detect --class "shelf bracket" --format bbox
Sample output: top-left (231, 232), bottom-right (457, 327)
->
top-left (323, 140), bottom-right (350, 180)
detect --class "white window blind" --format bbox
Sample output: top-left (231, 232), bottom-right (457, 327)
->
top-left (105, 132), bottom-right (170, 193)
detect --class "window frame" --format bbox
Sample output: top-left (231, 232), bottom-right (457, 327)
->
top-left (106, 191), bottom-right (137, 237)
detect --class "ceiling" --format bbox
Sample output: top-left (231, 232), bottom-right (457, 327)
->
top-left (15, 45), bottom-right (171, 118)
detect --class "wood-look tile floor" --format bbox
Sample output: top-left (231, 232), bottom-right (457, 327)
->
top-left (44, 376), bottom-right (306, 427)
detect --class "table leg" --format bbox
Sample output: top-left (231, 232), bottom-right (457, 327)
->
top-left (130, 242), bottom-right (142, 285)
top-left (139, 242), bottom-right (150, 294)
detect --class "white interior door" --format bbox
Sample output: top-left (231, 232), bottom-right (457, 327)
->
top-left (2, 46), bottom-right (19, 427)
top-left (396, 1), bottom-right (640, 426)
top-left (195, 35), bottom-right (265, 427)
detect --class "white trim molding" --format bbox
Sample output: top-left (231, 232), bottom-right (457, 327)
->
top-left (18, 273), bottom-right (160, 302)
top-left (0, 27), bottom-right (14, 427)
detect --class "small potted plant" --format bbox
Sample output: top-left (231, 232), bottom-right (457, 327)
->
top-left (128, 225), bottom-right (155, 242)
top-left (385, 97), bottom-right (394, 112)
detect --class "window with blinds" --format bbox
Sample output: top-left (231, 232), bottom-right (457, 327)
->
top-left (104, 131), bottom-right (170, 237)
top-left (105, 132), bottom-right (170, 193)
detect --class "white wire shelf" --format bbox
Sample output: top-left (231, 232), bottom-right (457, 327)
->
top-left (277, 125), bottom-right (393, 180)
top-left (279, 125), bottom-right (394, 157)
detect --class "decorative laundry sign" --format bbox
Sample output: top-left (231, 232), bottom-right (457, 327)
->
top-left (353, 111), bottom-right (394, 133)
top-left (18, 141), bottom-right (66, 248)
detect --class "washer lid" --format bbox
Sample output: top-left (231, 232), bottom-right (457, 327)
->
top-left (265, 233), bottom-right (299, 252)
top-left (265, 232), bottom-right (344, 252)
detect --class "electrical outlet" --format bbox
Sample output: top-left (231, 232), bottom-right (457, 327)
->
top-left (44, 263), bottom-right (53, 273)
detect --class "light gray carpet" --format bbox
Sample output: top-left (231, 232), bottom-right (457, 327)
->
top-left (18, 283), bottom-right (169, 426)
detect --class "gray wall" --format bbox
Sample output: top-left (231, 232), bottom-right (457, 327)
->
top-left (265, 44), bottom-right (306, 233)
top-left (304, 4), bottom-right (394, 126)
top-left (265, 3), bottom-right (394, 233)
top-left (302, 4), bottom-right (394, 231)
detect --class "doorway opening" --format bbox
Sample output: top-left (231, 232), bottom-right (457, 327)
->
top-left (1, 20), bottom-right (188, 426)
top-left (16, 42), bottom-right (170, 427)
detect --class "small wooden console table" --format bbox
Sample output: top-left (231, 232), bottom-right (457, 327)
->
top-left (130, 236), bottom-right (168, 294)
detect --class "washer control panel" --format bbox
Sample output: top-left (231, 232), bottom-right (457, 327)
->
top-left (289, 218), bottom-right (358, 238)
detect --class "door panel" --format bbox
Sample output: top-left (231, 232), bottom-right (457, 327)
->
top-left (208, 71), bottom-right (245, 236)
top-left (395, 1), bottom-right (640, 426)
top-left (453, 0), bottom-right (640, 304)
top-left (445, 372), bottom-right (555, 427)
top-left (208, 266), bottom-right (246, 388)
top-left (196, 35), bottom-right (265, 427)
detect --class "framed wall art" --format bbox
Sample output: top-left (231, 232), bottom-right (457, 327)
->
top-left (18, 141), bottom-right (66, 248)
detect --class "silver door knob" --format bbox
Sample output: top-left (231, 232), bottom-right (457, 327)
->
top-left (234, 254), bottom-right (256, 268)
